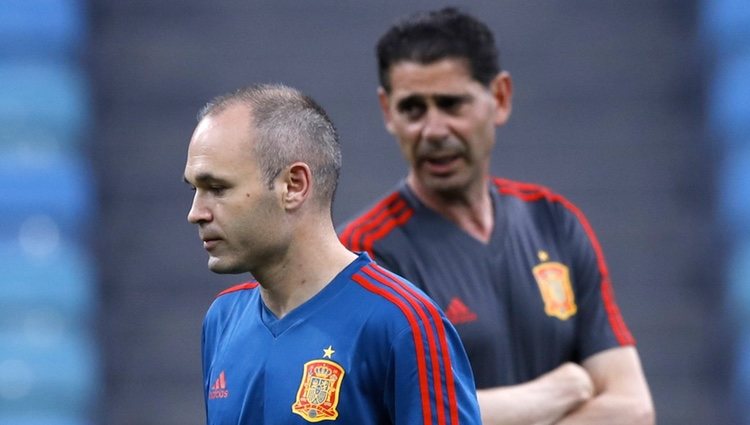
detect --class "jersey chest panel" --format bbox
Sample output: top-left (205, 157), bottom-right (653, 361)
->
top-left (387, 212), bottom-right (578, 387)
top-left (204, 294), bottom-right (391, 425)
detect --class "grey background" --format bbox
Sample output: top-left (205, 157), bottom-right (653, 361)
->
top-left (89, 1), bottom-right (728, 424)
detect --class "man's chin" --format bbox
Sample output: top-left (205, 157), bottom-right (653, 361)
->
top-left (423, 174), bottom-right (470, 195)
top-left (207, 258), bottom-right (243, 274)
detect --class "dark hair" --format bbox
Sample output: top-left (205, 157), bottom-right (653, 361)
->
top-left (376, 7), bottom-right (501, 93)
top-left (198, 84), bottom-right (341, 208)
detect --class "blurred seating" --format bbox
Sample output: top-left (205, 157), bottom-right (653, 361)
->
top-left (701, 0), bottom-right (750, 55)
top-left (0, 240), bottom-right (95, 320)
top-left (0, 415), bottom-right (93, 425)
top-left (0, 331), bottom-right (98, 417)
top-left (0, 0), bottom-right (97, 423)
top-left (708, 55), bottom-right (750, 148)
top-left (0, 151), bottom-right (94, 241)
top-left (0, 61), bottom-right (90, 150)
top-left (0, 0), bottom-right (86, 59)
top-left (703, 0), bottom-right (750, 423)
top-left (716, 146), bottom-right (750, 237)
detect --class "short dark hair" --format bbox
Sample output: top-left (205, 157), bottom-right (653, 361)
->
top-left (198, 84), bottom-right (341, 208)
top-left (376, 7), bottom-right (501, 93)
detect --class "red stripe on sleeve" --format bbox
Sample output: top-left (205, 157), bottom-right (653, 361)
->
top-left (352, 272), bottom-right (433, 425)
top-left (494, 178), bottom-right (634, 345)
top-left (362, 266), bottom-right (448, 425)
top-left (368, 265), bottom-right (460, 425)
top-left (554, 196), bottom-right (635, 345)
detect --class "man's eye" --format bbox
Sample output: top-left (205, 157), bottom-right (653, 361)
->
top-left (436, 97), bottom-right (462, 113)
top-left (397, 100), bottom-right (426, 120)
top-left (210, 186), bottom-right (226, 195)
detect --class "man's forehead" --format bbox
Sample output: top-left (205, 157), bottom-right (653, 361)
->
top-left (199, 102), bottom-right (252, 132)
top-left (388, 61), bottom-right (478, 94)
top-left (185, 109), bottom-right (256, 177)
top-left (190, 108), bottom-right (253, 151)
top-left (183, 151), bottom-right (248, 185)
top-left (389, 57), bottom-right (472, 78)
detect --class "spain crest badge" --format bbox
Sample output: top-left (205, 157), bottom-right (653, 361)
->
top-left (292, 359), bottom-right (345, 422)
top-left (532, 252), bottom-right (577, 320)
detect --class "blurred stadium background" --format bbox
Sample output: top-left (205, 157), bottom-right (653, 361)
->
top-left (1, 0), bottom-right (747, 424)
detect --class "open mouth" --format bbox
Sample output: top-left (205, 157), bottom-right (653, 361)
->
top-left (423, 155), bottom-right (461, 174)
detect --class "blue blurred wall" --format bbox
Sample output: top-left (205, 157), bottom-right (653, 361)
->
top-left (703, 0), bottom-right (750, 422)
top-left (0, 1), bottom-right (99, 424)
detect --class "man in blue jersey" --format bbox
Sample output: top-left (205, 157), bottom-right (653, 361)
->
top-left (184, 83), bottom-right (482, 424)
top-left (339, 8), bottom-right (655, 425)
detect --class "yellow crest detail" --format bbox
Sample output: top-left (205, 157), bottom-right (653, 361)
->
top-left (292, 359), bottom-right (345, 422)
top-left (532, 261), bottom-right (577, 320)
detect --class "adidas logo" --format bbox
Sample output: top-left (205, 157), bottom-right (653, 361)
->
top-left (208, 371), bottom-right (230, 400)
top-left (445, 297), bottom-right (478, 324)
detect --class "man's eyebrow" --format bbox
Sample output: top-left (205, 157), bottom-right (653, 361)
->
top-left (396, 93), bottom-right (472, 106)
top-left (183, 173), bottom-right (229, 185)
top-left (434, 93), bottom-right (473, 102)
top-left (396, 94), bottom-right (424, 106)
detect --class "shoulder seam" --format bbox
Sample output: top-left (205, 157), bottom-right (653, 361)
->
top-left (492, 176), bottom-right (562, 203)
top-left (339, 191), bottom-right (413, 257)
top-left (215, 282), bottom-right (259, 298)
top-left (493, 176), bottom-right (634, 345)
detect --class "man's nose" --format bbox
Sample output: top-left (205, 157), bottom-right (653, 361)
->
top-left (187, 193), bottom-right (212, 224)
top-left (422, 108), bottom-right (450, 141)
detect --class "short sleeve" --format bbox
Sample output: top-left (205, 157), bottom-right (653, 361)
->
top-left (560, 202), bottom-right (634, 361)
top-left (385, 313), bottom-right (482, 424)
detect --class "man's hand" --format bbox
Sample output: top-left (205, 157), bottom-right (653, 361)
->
top-left (555, 347), bottom-right (655, 425)
top-left (546, 362), bottom-right (595, 409)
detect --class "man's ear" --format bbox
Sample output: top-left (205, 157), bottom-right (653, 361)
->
top-left (282, 162), bottom-right (312, 210)
top-left (378, 87), bottom-right (397, 134)
top-left (491, 71), bottom-right (513, 126)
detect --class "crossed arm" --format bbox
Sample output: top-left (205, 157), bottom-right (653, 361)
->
top-left (476, 346), bottom-right (654, 425)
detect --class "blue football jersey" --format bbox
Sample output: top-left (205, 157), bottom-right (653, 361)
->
top-left (202, 252), bottom-right (481, 424)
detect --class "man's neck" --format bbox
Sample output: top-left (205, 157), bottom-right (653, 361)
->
top-left (408, 177), bottom-right (495, 243)
top-left (255, 224), bottom-right (357, 319)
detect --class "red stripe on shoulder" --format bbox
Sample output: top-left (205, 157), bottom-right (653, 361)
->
top-left (369, 264), bottom-right (459, 425)
top-left (493, 177), bottom-right (634, 345)
top-left (354, 264), bottom-right (460, 425)
top-left (339, 191), bottom-right (413, 257)
top-left (216, 282), bottom-right (259, 298)
top-left (340, 192), bottom-right (401, 245)
top-left (493, 177), bottom-right (555, 202)
top-left (555, 197), bottom-right (635, 346)
top-left (352, 269), bottom-right (432, 425)
top-left (361, 206), bottom-right (413, 258)
top-left (364, 266), bottom-right (447, 425)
